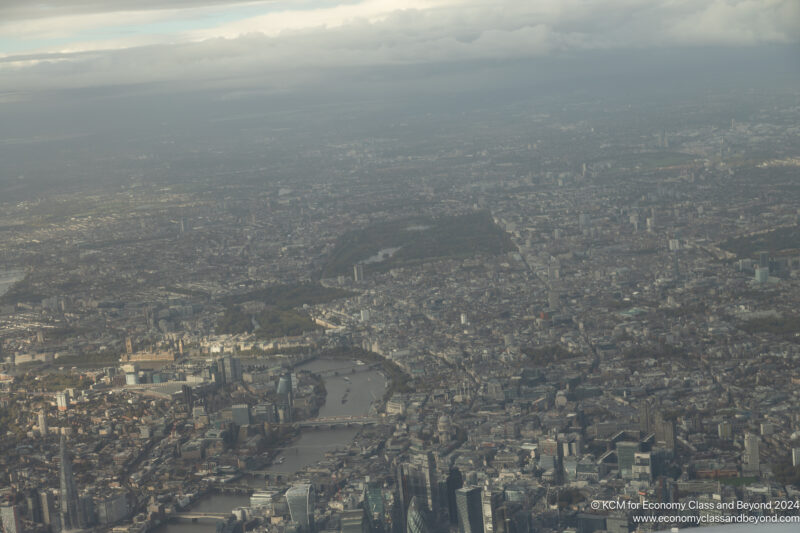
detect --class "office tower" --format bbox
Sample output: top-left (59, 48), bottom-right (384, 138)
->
top-left (412, 452), bottom-right (437, 515)
top-left (39, 490), bottom-right (58, 532)
top-left (638, 402), bottom-right (653, 434)
top-left (616, 441), bottom-right (640, 479)
top-left (231, 404), bottom-right (251, 426)
top-left (1, 504), bottom-right (22, 533)
top-left (654, 413), bottom-right (676, 451)
top-left (456, 487), bottom-right (483, 533)
top-left (56, 392), bottom-right (68, 412)
top-left (79, 496), bottom-right (94, 528)
top-left (445, 468), bottom-right (463, 527)
top-left (286, 484), bottom-right (315, 532)
top-left (397, 453), bottom-right (438, 531)
top-left (758, 251), bottom-right (769, 268)
top-left (633, 452), bottom-right (653, 481)
top-left (181, 385), bottom-right (193, 411)
top-left (792, 447), bottom-right (800, 467)
top-left (59, 436), bottom-right (83, 530)
top-left (744, 433), bottom-right (760, 473)
top-left (39, 410), bottom-right (48, 437)
top-left (25, 489), bottom-right (42, 523)
top-left (754, 266), bottom-right (769, 283)
top-left (221, 355), bottom-right (242, 384)
top-left (354, 263), bottom-right (364, 282)
top-left (718, 421), bottom-right (733, 440)
top-left (480, 490), bottom-right (502, 533)
top-left (405, 497), bottom-right (429, 533)
top-left (341, 508), bottom-right (368, 533)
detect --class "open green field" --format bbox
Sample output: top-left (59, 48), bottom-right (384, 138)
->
top-left (217, 282), bottom-right (352, 339)
top-left (217, 307), bottom-right (321, 339)
top-left (219, 282), bottom-right (353, 307)
top-left (321, 211), bottom-right (516, 278)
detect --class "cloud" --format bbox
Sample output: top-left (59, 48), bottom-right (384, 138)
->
top-left (0, 0), bottom-right (797, 95)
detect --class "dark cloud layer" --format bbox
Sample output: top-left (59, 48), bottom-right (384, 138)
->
top-left (0, 0), bottom-right (798, 97)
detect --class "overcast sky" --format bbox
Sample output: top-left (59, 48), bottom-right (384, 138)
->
top-left (1, 0), bottom-right (798, 100)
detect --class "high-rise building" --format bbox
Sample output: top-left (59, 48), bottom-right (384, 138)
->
top-left (231, 404), bottom-right (251, 426)
top-left (405, 497), bottom-right (429, 533)
top-left (55, 392), bottom-right (68, 412)
top-left (60, 436), bottom-right (84, 530)
top-left (744, 433), bottom-right (760, 473)
top-left (480, 490), bottom-right (502, 533)
top-left (25, 489), bottom-right (42, 524)
top-left (633, 452), bottom-right (652, 481)
top-left (286, 484), bottom-right (315, 532)
top-left (1, 504), bottom-right (23, 533)
top-left (397, 453), bottom-right (438, 531)
top-left (354, 264), bottom-right (364, 282)
top-left (39, 490), bottom-right (57, 531)
top-left (455, 487), bottom-right (483, 533)
top-left (638, 402), bottom-right (653, 434)
top-left (220, 355), bottom-right (242, 384)
top-left (38, 410), bottom-right (48, 437)
top-left (616, 441), bottom-right (640, 479)
top-left (181, 385), bottom-right (193, 411)
top-left (792, 447), bottom-right (800, 467)
top-left (445, 468), bottom-right (463, 527)
top-left (718, 421), bottom-right (733, 440)
top-left (654, 413), bottom-right (676, 451)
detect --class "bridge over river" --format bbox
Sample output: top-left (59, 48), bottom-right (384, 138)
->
top-left (310, 362), bottom-right (382, 378)
top-left (294, 415), bottom-right (381, 429)
top-left (172, 512), bottom-right (231, 521)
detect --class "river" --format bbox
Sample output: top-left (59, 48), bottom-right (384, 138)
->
top-left (158, 358), bottom-right (386, 533)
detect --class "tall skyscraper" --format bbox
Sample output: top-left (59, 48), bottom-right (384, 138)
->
top-left (654, 413), bottom-right (676, 451)
top-left (398, 453), bottom-right (438, 522)
top-left (25, 489), bottom-right (42, 523)
top-left (38, 410), bottom-right (48, 437)
top-left (59, 436), bottom-right (83, 530)
top-left (638, 402), bottom-right (653, 434)
top-left (55, 392), bottom-right (68, 412)
top-left (286, 484), bottom-right (315, 533)
top-left (220, 355), bottom-right (242, 384)
top-left (354, 263), bottom-right (364, 282)
top-left (39, 490), bottom-right (57, 532)
top-left (1, 504), bottom-right (23, 533)
top-left (405, 497), bottom-right (429, 533)
top-left (616, 441), bottom-right (640, 479)
top-left (480, 490), bottom-right (502, 533)
top-left (455, 487), bottom-right (483, 533)
top-left (744, 433), bottom-right (760, 473)
top-left (445, 468), bottom-right (464, 527)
